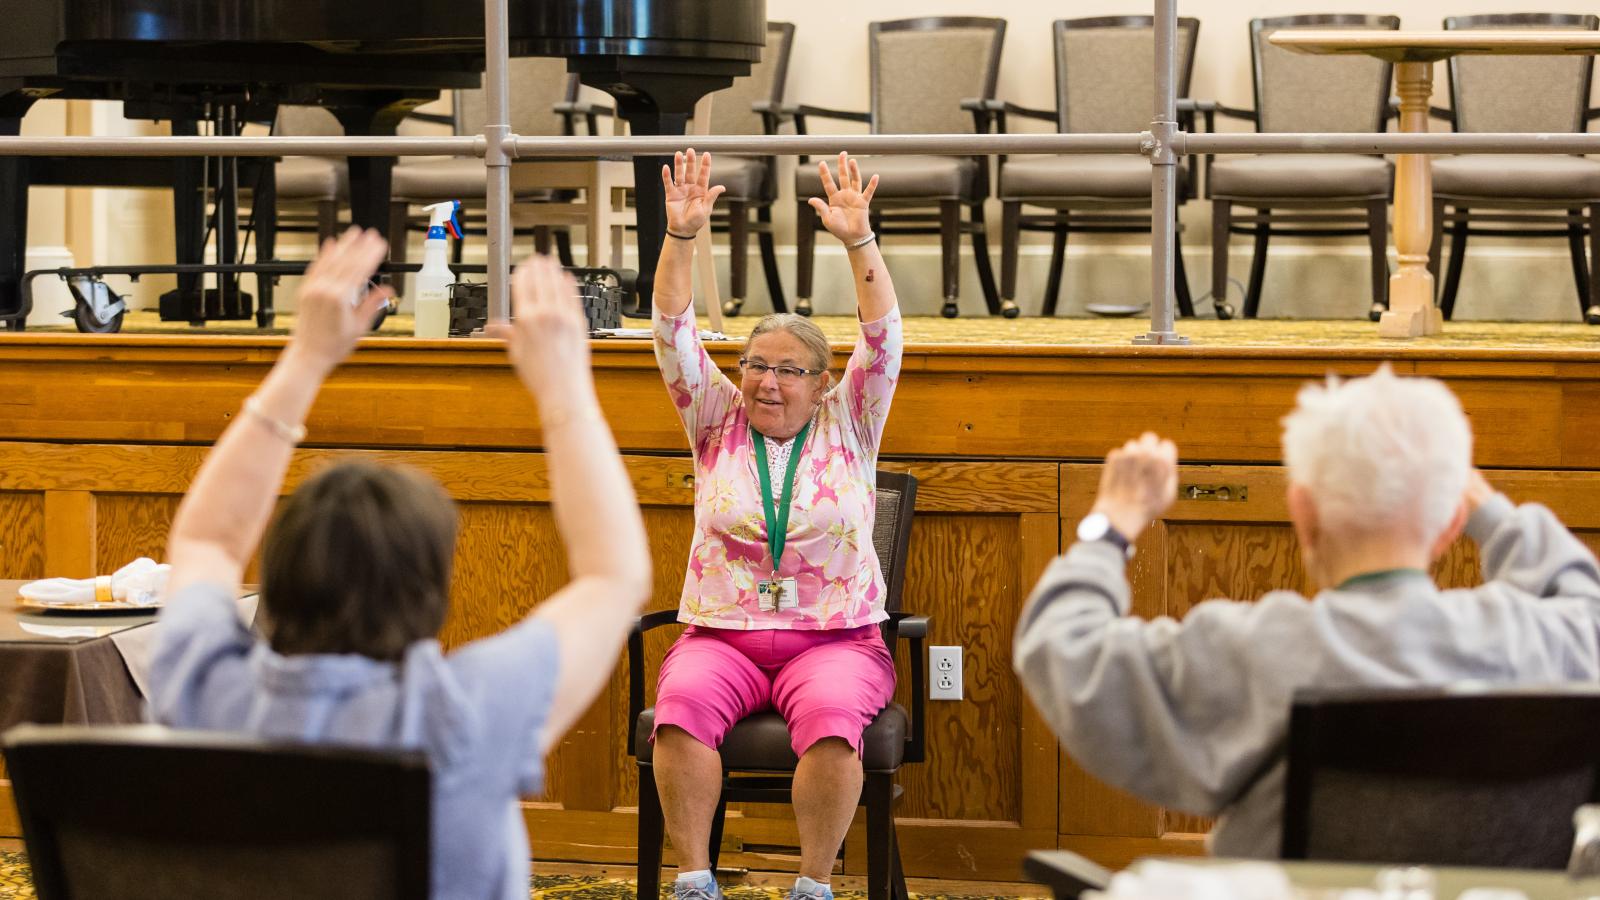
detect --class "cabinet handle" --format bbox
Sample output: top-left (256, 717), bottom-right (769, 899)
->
top-left (1182, 483), bottom-right (1248, 502)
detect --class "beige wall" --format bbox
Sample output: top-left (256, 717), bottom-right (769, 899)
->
top-left (17, 2), bottom-right (1600, 322)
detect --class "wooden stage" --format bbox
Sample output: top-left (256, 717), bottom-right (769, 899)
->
top-left (2, 316), bottom-right (1599, 882)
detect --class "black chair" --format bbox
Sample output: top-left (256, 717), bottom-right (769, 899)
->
top-left (2, 723), bottom-right (430, 900)
top-left (1283, 685), bottom-right (1600, 868)
top-left (1023, 850), bottom-right (1113, 900)
top-left (630, 470), bottom-right (925, 900)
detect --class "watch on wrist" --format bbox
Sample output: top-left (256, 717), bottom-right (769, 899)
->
top-left (1077, 512), bottom-right (1134, 560)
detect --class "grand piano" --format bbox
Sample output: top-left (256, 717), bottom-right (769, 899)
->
top-left (0, 0), bottom-right (765, 328)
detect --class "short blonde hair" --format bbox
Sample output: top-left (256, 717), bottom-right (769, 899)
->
top-left (743, 314), bottom-right (833, 373)
top-left (1281, 364), bottom-right (1472, 543)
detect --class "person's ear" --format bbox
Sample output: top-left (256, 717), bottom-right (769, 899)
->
top-left (1428, 498), bottom-right (1470, 562)
top-left (1287, 482), bottom-right (1321, 569)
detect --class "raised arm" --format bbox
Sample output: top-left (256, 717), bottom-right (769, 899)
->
top-left (165, 229), bottom-right (395, 598)
top-left (807, 151), bottom-right (896, 322)
top-left (488, 256), bottom-right (652, 741)
top-left (652, 148), bottom-right (726, 320)
top-left (1464, 469), bottom-right (1600, 604)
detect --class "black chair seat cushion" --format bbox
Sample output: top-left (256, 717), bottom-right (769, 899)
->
top-left (1209, 153), bottom-right (1392, 201)
top-left (999, 154), bottom-right (1189, 203)
top-left (275, 156), bottom-right (348, 202)
top-left (795, 155), bottom-right (980, 202)
top-left (710, 154), bottom-right (775, 203)
top-left (635, 703), bottom-right (908, 771)
top-left (1433, 154), bottom-right (1600, 202)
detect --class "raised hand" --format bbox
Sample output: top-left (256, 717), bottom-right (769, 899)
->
top-left (661, 148), bottom-right (727, 237)
top-left (1092, 432), bottom-right (1179, 542)
top-left (289, 227), bottom-right (395, 373)
top-left (807, 151), bottom-right (879, 244)
top-left (488, 254), bottom-right (591, 403)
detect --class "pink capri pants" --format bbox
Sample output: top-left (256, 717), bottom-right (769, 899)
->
top-left (651, 624), bottom-right (896, 758)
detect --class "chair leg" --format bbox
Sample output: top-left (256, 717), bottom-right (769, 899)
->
top-left (533, 226), bottom-right (553, 255)
top-left (637, 764), bottom-right (666, 900)
top-left (968, 202), bottom-right (1007, 317)
top-left (316, 200), bottom-right (339, 244)
top-left (939, 200), bottom-right (960, 318)
top-left (255, 169), bottom-right (277, 328)
top-left (1440, 206), bottom-right (1469, 321)
top-left (1587, 204), bottom-right (1600, 325)
top-left (1041, 222), bottom-right (1067, 317)
top-left (1243, 207), bottom-right (1269, 319)
top-left (890, 818), bottom-right (910, 900)
top-left (1210, 199), bottom-right (1234, 319)
top-left (1427, 198), bottom-right (1445, 291)
top-left (796, 200), bottom-right (816, 317)
top-left (707, 790), bottom-right (729, 874)
top-left (387, 200), bottom-right (410, 295)
top-left (1173, 215), bottom-right (1195, 318)
top-left (1000, 201), bottom-right (1021, 306)
top-left (864, 773), bottom-right (895, 900)
top-left (1367, 199), bottom-right (1389, 322)
top-left (1568, 207), bottom-right (1590, 319)
top-left (554, 228), bottom-right (576, 268)
top-left (725, 201), bottom-right (750, 318)
top-left (756, 206), bottom-right (787, 313)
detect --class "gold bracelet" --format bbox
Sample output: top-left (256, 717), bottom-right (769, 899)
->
top-left (540, 405), bottom-right (604, 431)
top-left (242, 395), bottom-right (307, 445)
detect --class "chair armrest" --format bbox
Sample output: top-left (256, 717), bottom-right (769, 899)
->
top-left (780, 103), bottom-right (873, 125)
top-left (1022, 850), bottom-right (1114, 900)
top-left (554, 100), bottom-right (617, 137)
top-left (625, 609), bottom-right (684, 757)
top-left (405, 111), bottom-right (455, 128)
top-left (888, 612), bottom-right (929, 764)
top-left (1588, 107), bottom-right (1600, 123)
top-left (751, 100), bottom-right (793, 136)
top-left (1209, 102), bottom-right (1258, 123)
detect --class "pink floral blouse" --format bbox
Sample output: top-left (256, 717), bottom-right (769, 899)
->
top-left (654, 306), bottom-right (903, 630)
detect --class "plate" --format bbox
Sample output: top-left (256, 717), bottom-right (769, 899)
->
top-left (15, 597), bottom-right (161, 614)
top-left (1085, 303), bottom-right (1149, 318)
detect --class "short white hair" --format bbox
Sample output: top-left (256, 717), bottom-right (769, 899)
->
top-left (1281, 364), bottom-right (1472, 543)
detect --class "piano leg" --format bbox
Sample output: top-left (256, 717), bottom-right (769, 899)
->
top-left (254, 157), bottom-right (278, 328)
top-left (611, 105), bottom-right (689, 318)
top-left (170, 119), bottom-right (208, 324)
top-left (0, 114), bottom-right (29, 330)
top-left (331, 99), bottom-right (425, 287)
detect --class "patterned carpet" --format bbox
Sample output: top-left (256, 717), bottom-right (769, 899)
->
top-left (0, 850), bottom-right (1038, 900)
top-left (25, 309), bottom-right (1600, 351)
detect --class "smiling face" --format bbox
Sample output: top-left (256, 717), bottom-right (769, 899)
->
top-left (741, 329), bottom-right (831, 440)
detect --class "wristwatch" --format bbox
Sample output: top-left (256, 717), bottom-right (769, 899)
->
top-left (1077, 512), bottom-right (1134, 560)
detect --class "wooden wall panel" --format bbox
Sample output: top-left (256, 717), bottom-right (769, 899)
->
top-left (0, 492), bottom-right (46, 581)
top-left (94, 494), bottom-right (181, 576)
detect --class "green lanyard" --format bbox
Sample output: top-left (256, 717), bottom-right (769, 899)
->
top-left (751, 421), bottom-right (811, 575)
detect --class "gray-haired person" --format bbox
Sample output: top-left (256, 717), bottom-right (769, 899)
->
top-left (1014, 365), bottom-right (1600, 858)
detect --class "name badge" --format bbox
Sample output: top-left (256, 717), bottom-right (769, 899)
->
top-left (757, 577), bottom-right (799, 612)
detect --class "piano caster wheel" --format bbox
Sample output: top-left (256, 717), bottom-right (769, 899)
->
top-left (1587, 306), bottom-right (1600, 326)
top-left (1213, 302), bottom-right (1235, 321)
top-left (795, 299), bottom-right (813, 318)
top-left (1000, 300), bottom-right (1020, 319)
top-left (1368, 302), bottom-right (1387, 323)
top-left (722, 298), bottom-right (744, 318)
top-left (73, 305), bottom-right (124, 334)
top-left (941, 301), bottom-right (959, 319)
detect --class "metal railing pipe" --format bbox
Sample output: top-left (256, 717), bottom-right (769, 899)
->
top-left (0, 136), bottom-right (478, 157)
top-left (1139, 0), bottom-right (1186, 345)
top-left (1180, 131), bottom-right (1600, 154)
top-left (508, 132), bottom-right (1150, 157)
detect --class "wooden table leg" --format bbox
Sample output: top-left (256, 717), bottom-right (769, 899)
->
top-left (1379, 59), bottom-right (1444, 338)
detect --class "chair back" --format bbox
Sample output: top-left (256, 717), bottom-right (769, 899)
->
top-left (706, 21), bottom-right (796, 137)
top-left (3, 723), bottom-right (431, 900)
top-left (274, 105), bottom-right (343, 137)
top-left (869, 17), bottom-right (1005, 136)
top-left (1445, 13), bottom-right (1599, 134)
top-left (1053, 16), bottom-right (1201, 135)
top-left (871, 470), bottom-right (918, 620)
top-left (1251, 14), bottom-right (1400, 134)
top-left (456, 57), bottom-right (579, 137)
top-left (1282, 686), bottom-right (1600, 868)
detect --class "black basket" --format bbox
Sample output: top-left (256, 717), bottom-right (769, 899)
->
top-left (448, 267), bottom-right (633, 336)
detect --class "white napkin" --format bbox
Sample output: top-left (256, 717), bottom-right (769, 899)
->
top-left (1086, 861), bottom-right (1297, 900)
top-left (18, 558), bottom-right (170, 606)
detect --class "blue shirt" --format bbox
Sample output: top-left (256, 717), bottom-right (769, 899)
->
top-left (149, 582), bottom-right (559, 900)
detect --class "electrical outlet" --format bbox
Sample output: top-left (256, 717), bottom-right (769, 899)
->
top-left (929, 645), bottom-right (963, 701)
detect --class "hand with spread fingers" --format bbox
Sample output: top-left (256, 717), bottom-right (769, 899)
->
top-left (487, 254), bottom-right (591, 404)
top-left (1092, 432), bottom-right (1180, 542)
top-left (661, 148), bottom-right (727, 238)
top-left (807, 151), bottom-right (879, 245)
top-left (289, 227), bottom-right (396, 374)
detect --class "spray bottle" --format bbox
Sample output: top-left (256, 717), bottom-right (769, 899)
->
top-left (414, 200), bottom-right (462, 338)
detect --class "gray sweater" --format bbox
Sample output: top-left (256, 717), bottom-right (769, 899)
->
top-left (1013, 494), bottom-right (1600, 858)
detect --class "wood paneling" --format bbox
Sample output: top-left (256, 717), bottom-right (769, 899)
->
top-left (0, 492), bottom-right (47, 581)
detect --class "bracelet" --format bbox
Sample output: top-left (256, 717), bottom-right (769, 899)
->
top-left (845, 232), bottom-right (877, 250)
top-left (242, 395), bottom-right (307, 445)
top-left (540, 405), bottom-right (604, 431)
top-left (666, 229), bottom-right (698, 241)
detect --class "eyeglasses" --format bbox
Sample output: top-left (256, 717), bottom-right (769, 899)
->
top-left (739, 358), bottom-right (824, 383)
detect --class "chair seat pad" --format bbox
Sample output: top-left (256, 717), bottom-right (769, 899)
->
top-left (391, 157), bottom-right (556, 202)
top-left (635, 704), bottom-right (908, 771)
top-left (999, 154), bottom-right (1188, 202)
top-left (1433, 154), bottom-right (1600, 202)
top-left (711, 154), bottom-right (774, 203)
top-left (275, 156), bottom-right (347, 202)
top-left (1210, 154), bottom-right (1392, 200)
top-left (795, 155), bottom-right (980, 202)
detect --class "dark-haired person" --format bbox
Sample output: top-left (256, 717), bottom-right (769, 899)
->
top-left (648, 149), bottom-right (900, 900)
top-left (148, 229), bottom-right (651, 900)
